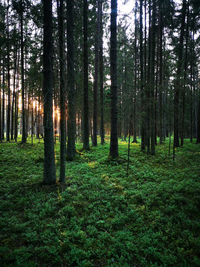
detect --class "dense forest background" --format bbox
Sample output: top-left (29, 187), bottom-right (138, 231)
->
top-left (0, 0), bottom-right (200, 266)
top-left (0, 0), bottom-right (199, 164)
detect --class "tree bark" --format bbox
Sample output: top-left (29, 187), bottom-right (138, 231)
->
top-left (159, 1), bottom-right (163, 144)
top-left (109, 0), bottom-right (118, 158)
top-left (1, 57), bottom-right (5, 140)
top-left (140, 0), bottom-right (145, 150)
top-left (58, 0), bottom-right (66, 182)
top-left (6, 2), bottom-right (10, 142)
top-left (20, 0), bottom-right (26, 143)
top-left (180, 5), bottom-right (189, 146)
top-left (99, 0), bottom-right (104, 145)
top-left (83, 0), bottom-right (89, 150)
top-left (150, 0), bottom-right (156, 155)
top-left (0, 70), bottom-right (1, 142)
top-left (42, 0), bottom-right (56, 184)
top-left (67, 0), bottom-right (76, 160)
top-left (92, 0), bottom-right (100, 146)
top-left (174, 0), bottom-right (186, 147)
top-left (197, 95), bottom-right (200, 143)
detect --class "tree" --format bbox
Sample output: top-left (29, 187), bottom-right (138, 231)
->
top-left (150, 0), bottom-right (156, 155)
top-left (83, 0), bottom-right (89, 150)
top-left (42, 0), bottom-right (56, 184)
top-left (99, 0), bottom-right (104, 145)
top-left (6, 1), bottom-right (10, 142)
top-left (57, 0), bottom-right (66, 182)
top-left (197, 95), bottom-right (200, 143)
top-left (67, 0), bottom-right (76, 160)
top-left (139, 0), bottom-right (145, 150)
top-left (109, 0), bottom-right (118, 158)
top-left (174, 0), bottom-right (186, 147)
top-left (158, 0), bottom-right (163, 144)
top-left (20, 0), bottom-right (26, 143)
top-left (92, 0), bottom-right (100, 147)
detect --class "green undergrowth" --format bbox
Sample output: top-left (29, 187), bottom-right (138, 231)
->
top-left (0, 138), bottom-right (200, 266)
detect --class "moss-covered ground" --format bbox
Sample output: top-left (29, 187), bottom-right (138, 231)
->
top-left (0, 137), bottom-right (200, 266)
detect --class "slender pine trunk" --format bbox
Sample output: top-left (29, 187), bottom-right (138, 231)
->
top-left (67, 0), bottom-right (76, 160)
top-left (109, 0), bottom-right (118, 158)
top-left (42, 0), bottom-right (56, 184)
top-left (92, 1), bottom-right (100, 146)
top-left (99, 0), bottom-right (104, 145)
top-left (174, 0), bottom-right (186, 147)
top-left (58, 0), bottom-right (66, 182)
top-left (21, 0), bottom-right (26, 143)
top-left (83, 0), bottom-right (89, 150)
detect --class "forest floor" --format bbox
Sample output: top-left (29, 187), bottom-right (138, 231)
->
top-left (0, 137), bottom-right (200, 266)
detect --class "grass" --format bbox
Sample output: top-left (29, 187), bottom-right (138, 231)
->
top-left (0, 137), bottom-right (200, 266)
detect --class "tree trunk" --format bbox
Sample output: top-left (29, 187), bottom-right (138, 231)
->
top-left (83, 0), bottom-right (89, 150)
top-left (58, 0), bottom-right (66, 182)
top-left (20, 0), bottom-right (26, 143)
top-left (140, 0), bottom-right (145, 150)
top-left (11, 54), bottom-right (16, 141)
top-left (42, 0), bottom-right (56, 184)
top-left (197, 95), bottom-right (200, 144)
top-left (180, 6), bottom-right (189, 146)
top-left (174, 0), bottom-right (186, 147)
top-left (150, 0), bottom-right (156, 155)
top-left (159, 1), bottom-right (163, 144)
top-left (2, 57), bottom-right (5, 140)
top-left (31, 97), bottom-right (34, 145)
top-left (109, 0), bottom-right (118, 158)
top-left (146, 0), bottom-right (152, 154)
top-left (99, 0), bottom-right (104, 145)
top-left (92, 1), bottom-right (100, 146)
top-left (67, 0), bottom-right (76, 160)
top-left (11, 42), bottom-right (17, 140)
top-left (0, 71), bottom-right (1, 142)
top-left (14, 90), bottom-right (18, 142)
top-left (6, 3), bottom-right (10, 142)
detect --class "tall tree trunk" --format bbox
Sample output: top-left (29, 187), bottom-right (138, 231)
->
top-left (146, 0), bottom-right (152, 154)
top-left (155, 42), bottom-right (159, 145)
top-left (150, 0), bottom-right (156, 155)
top-left (14, 90), bottom-right (18, 142)
top-left (181, 6), bottom-right (189, 146)
top-left (174, 0), bottom-right (186, 147)
top-left (31, 97), bottom-right (34, 145)
top-left (159, 1), bottom-right (163, 144)
top-left (2, 57), bottom-right (5, 140)
top-left (15, 51), bottom-right (20, 142)
top-left (99, 0), bottom-right (104, 145)
top-left (42, 0), bottom-right (56, 184)
top-left (67, 0), bottom-right (76, 160)
top-left (11, 72), bottom-right (16, 141)
top-left (6, 2), bottom-right (10, 142)
top-left (83, 0), bottom-right (89, 150)
top-left (26, 94), bottom-right (30, 138)
top-left (92, 1), bottom-right (100, 146)
top-left (197, 95), bottom-right (200, 143)
top-left (140, 0), bottom-right (145, 150)
top-left (20, 0), bottom-right (26, 143)
top-left (0, 71), bottom-right (1, 142)
top-left (132, 1), bottom-right (137, 144)
top-left (190, 64), bottom-right (193, 143)
top-left (109, 0), bottom-right (118, 158)
top-left (58, 0), bottom-right (66, 182)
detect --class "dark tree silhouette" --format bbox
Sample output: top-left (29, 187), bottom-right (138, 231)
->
top-left (42, 0), bottom-right (56, 184)
top-left (109, 0), bottom-right (118, 158)
top-left (67, 0), bottom-right (76, 160)
top-left (57, 0), bottom-right (66, 183)
top-left (83, 0), bottom-right (89, 150)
